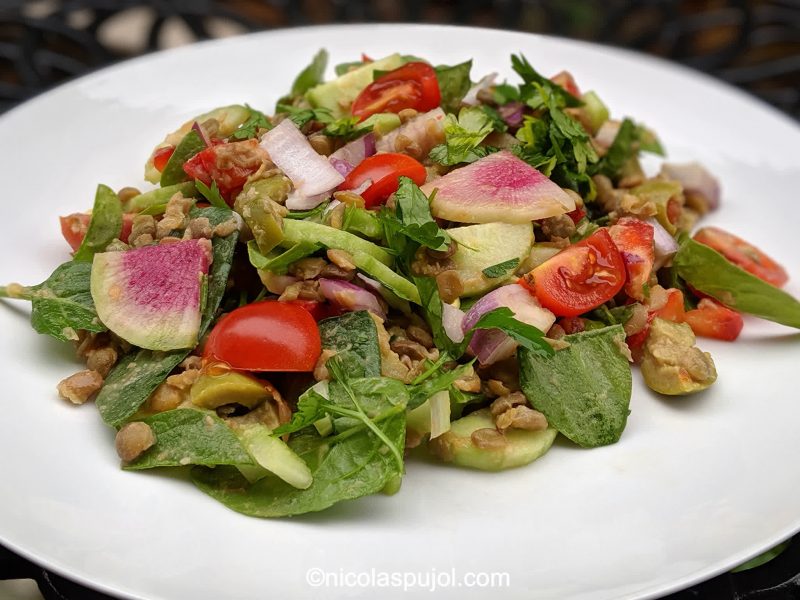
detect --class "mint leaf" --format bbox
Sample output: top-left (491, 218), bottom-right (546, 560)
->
top-left (482, 257), bottom-right (520, 279)
top-left (273, 387), bottom-right (329, 436)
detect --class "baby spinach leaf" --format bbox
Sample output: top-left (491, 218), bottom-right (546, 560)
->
top-left (674, 238), bottom-right (800, 329)
top-left (97, 208), bottom-right (239, 428)
top-left (519, 324), bottom-right (632, 447)
top-left (7, 261), bottom-right (107, 342)
top-left (72, 184), bottom-right (123, 262)
top-left (293, 48), bottom-right (328, 97)
top-left (435, 60), bottom-right (472, 113)
top-left (191, 376), bottom-right (407, 517)
top-left (247, 240), bottom-right (321, 274)
top-left (124, 408), bottom-right (252, 470)
top-left (482, 257), bottom-right (520, 279)
top-left (596, 118), bottom-right (636, 179)
top-left (407, 361), bottom-right (475, 410)
top-left (318, 311), bottom-right (381, 378)
top-left (160, 129), bottom-right (205, 187)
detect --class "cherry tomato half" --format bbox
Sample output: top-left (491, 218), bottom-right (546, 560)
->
top-left (608, 217), bottom-right (655, 302)
top-left (286, 299), bottom-right (342, 322)
top-left (183, 139), bottom-right (265, 205)
top-left (204, 301), bottom-right (321, 372)
top-left (519, 228), bottom-right (626, 318)
top-left (694, 227), bottom-right (788, 288)
top-left (60, 213), bottom-right (135, 252)
top-left (351, 62), bottom-right (441, 122)
top-left (683, 299), bottom-right (743, 342)
top-left (339, 153), bottom-right (427, 208)
top-left (550, 71), bottom-right (581, 97)
top-left (153, 146), bottom-right (176, 172)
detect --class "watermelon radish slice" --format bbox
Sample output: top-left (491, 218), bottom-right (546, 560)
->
top-left (423, 150), bottom-right (575, 224)
top-left (91, 239), bottom-right (212, 351)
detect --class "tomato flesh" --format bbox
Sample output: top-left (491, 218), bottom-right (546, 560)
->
top-left (286, 299), bottom-right (342, 322)
top-left (153, 146), bottom-right (175, 172)
top-left (351, 62), bottom-right (441, 121)
top-left (204, 301), bottom-right (321, 372)
top-left (684, 299), bottom-right (743, 341)
top-left (339, 153), bottom-right (427, 208)
top-left (694, 227), bottom-right (788, 288)
top-left (550, 71), bottom-right (580, 97)
top-left (60, 212), bottom-right (134, 252)
top-left (183, 139), bottom-right (265, 205)
top-left (520, 228), bottom-right (626, 317)
top-left (608, 217), bottom-right (655, 301)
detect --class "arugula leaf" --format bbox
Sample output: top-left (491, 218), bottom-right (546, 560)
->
top-left (322, 116), bottom-right (373, 141)
top-left (0, 261), bottom-right (106, 341)
top-left (291, 48), bottom-right (328, 96)
top-left (247, 240), bottom-right (321, 275)
top-left (96, 207), bottom-right (239, 428)
top-left (482, 257), bottom-right (520, 279)
top-left (435, 60), bottom-right (472, 113)
top-left (194, 179), bottom-right (228, 209)
top-left (469, 307), bottom-right (554, 359)
top-left (731, 540), bottom-right (791, 573)
top-left (124, 408), bottom-right (253, 469)
top-left (429, 107), bottom-right (494, 166)
top-left (275, 104), bottom-right (334, 129)
top-left (73, 184), bottom-right (123, 262)
top-left (229, 105), bottom-right (271, 140)
top-left (407, 361), bottom-right (475, 410)
top-left (391, 177), bottom-right (451, 251)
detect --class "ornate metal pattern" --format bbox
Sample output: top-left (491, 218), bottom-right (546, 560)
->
top-left (0, 1), bottom-right (798, 117)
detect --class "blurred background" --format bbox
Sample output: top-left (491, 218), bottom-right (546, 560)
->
top-left (0, 0), bottom-right (799, 118)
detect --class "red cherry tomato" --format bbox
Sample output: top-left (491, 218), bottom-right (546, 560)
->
top-left (351, 62), bottom-right (441, 121)
top-left (519, 228), bottom-right (626, 317)
top-left (204, 301), bottom-right (321, 372)
top-left (286, 299), bottom-right (342, 322)
top-left (684, 299), bottom-right (743, 341)
top-left (339, 153), bottom-right (427, 208)
top-left (566, 207), bottom-right (586, 224)
top-left (183, 139), bottom-right (265, 205)
top-left (550, 71), bottom-right (580, 97)
top-left (60, 213), bottom-right (135, 252)
top-left (694, 227), bottom-right (788, 288)
top-left (153, 146), bottom-right (175, 172)
top-left (626, 288), bottom-right (687, 352)
top-left (608, 217), bottom-right (655, 301)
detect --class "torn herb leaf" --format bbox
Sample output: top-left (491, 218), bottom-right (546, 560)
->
top-left (482, 257), bottom-right (520, 279)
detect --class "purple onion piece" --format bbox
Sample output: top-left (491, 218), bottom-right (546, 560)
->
top-left (441, 302), bottom-right (466, 343)
top-left (498, 102), bottom-right (525, 129)
top-left (318, 278), bottom-right (386, 319)
top-left (191, 121), bottom-right (211, 147)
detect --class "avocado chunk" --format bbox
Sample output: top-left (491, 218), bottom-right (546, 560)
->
top-left (234, 176), bottom-right (291, 254)
top-left (428, 408), bottom-right (557, 471)
top-left (448, 222), bottom-right (533, 296)
top-left (306, 54), bottom-right (406, 117)
top-left (361, 112), bottom-right (402, 136)
top-left (190, 371), bottom-right (272, 411)
top-left (640, 318), bottom-right (717, 395)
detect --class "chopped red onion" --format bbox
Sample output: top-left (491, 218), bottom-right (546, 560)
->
top-left (329, 133), bottom-right (377, 177)
top-left (260, 119), bottom-right (344, 210)
top-left (498, 102), bottom-right (525, 128)
top-left (462, 284), bottom-right (555, 365)
top-left (660, 162), bottom-right (721, 210)
top-left (441, 302), bottom-right (466, 343)
top-left (191, 121), bottom-right (211, 147)
top-left (646, 217), bottom-right (680, 269)
top-left (319, 278), bottom-right (386, 319)
top-left (462, 73), bottom-right (497, 106)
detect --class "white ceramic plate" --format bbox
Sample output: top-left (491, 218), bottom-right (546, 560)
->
top-left (1, 24), bottom-right (799, 600)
